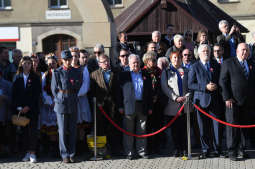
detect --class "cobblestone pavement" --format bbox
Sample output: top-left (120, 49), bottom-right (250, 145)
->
top-left (1, 154), bottom-right (255, 169)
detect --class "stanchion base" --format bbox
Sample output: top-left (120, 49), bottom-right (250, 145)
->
top-left (89, 156), bottom-right (104, 161)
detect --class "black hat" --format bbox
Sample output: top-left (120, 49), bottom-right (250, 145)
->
top-left (61, 50), bottom-right (72, 59)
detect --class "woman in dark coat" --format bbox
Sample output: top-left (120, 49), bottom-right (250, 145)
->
top-left (12, 56), bottom-right (41, 163)
top-left (142, 51), bottom-right (162, 154)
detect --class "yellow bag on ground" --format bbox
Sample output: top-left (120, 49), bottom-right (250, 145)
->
top-left (87, 135), bottom-right (108, 157)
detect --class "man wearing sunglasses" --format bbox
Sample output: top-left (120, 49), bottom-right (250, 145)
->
top-left (118, 49), bottom-right (130, 72)
top-left (87, 43), bottom-right (104, 73)
top-left (182, 49), bottom-right (194, 70)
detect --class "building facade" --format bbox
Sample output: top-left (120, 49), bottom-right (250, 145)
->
top-left (110, 0), bottom-right (254, 43)
top-left (0, 0), bottom-right (116, 57)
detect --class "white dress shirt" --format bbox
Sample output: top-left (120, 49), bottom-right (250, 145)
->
top-left (23, 73), bottom-right (29, 88)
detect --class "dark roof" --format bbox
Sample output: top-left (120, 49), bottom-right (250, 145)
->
top-left (115, 0), bottom-right (249, 34)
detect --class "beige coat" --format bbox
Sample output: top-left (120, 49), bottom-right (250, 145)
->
top-left (161, 67), bottom-right (190, 116)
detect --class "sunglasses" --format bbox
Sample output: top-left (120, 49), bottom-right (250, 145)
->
top-left (120, 54), bottom-right (129, 57)
top-left (94, 51), bottom-right (102, 55)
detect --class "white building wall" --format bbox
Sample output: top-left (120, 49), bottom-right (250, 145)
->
top-left (16, 27), bottom-right (33, 55)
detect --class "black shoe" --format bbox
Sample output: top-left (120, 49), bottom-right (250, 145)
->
top-left (62, 158), bottom-right (70, 163)
top-left (69, 157), bottom-right (75, 163)
top-left (182, 150), bottom-right (188, 157)
top-left (229, 155), bottom-right (238, 161)
top-left (173, 150), bottom-right (181, 157)
top-left (199, 152), bottom-right (207, 159)
top-left (237, 151), bottom-right (249, 159)
top-left (208, 151), bottom-right (219, 158)
top-left (126, 155), bottom-right (135, 160)
top-left (138, 154), bottom-right (149, 159)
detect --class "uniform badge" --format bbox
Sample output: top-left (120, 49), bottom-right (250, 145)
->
top-left (70, 79), bottom-right (74, 84)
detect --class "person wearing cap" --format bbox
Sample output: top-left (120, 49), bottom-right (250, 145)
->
top-left (51, 50), bottom-right (82, 163)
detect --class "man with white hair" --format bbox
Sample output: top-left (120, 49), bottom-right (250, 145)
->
top-left (119, 54), bottom-right (153, 160)
top-left (188, 44), bottom-right (222, 159)
top-left (217, 20), bottom-right (245, 60)
top-left (151, 31), bottom-right (168, 58)
top-left (220, 43), bottom-right (255, 161)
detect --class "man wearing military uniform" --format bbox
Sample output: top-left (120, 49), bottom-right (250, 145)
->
top-left (51, 50), bottom-right (82, 163)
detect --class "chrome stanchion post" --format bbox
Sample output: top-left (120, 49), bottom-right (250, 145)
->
top-left (94, 97), bottom-right (97, 160)
top-left (186, 95), bottom-right (192, 159)
top-left (90, 97), bottom-right (102, 160)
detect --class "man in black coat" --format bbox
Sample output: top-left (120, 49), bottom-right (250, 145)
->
top-left (219, 43), bottom-right (255, 161)
top-left (119, 54), bottom-right (153, 160)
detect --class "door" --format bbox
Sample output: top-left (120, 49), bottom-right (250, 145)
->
top-left (42, 34), bottom-right (76, 59)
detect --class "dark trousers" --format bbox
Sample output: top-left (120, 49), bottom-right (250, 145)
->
top-left (95, 103), bottom-right (119, 154)
top-left (225, 104), bottom-right (250, 155)
top-left (23, 117), bottom-right (38, 152)
top-left (196, 106), bottom-right (222, 153)
top-left (147, 102), bottom-right (164, 154)
top-left (56, 113), bottom-right (77, 159)
top-left (165, 115), bottom-right (187, 151)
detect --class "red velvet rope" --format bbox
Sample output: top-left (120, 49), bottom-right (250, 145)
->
top-left (194, 104), bottom-right (255, 128)
top-left (98, 104), bottom-right (184, 138)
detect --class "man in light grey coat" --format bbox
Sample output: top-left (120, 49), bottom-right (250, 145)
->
top-left (119, 54), bottom-right (153, 160)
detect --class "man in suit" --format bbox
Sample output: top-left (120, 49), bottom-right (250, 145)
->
top-left (119, 54), bottom-right (153, 160)
top-left (219, 43), bottom-right (255, 161)
top-left (213, 44), bottom-right (224, 65)
top-left (90, 54), bottom-right (121, 156)
top-left (188, 44), bottom-right (222, 159)
top-left (51, 50), bottom-right (82, 163)
top-left (217, 20), bottom-right (245, 60)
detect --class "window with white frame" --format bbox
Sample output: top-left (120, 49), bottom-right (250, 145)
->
top-left (49, 0), bottom-right (68, 9)
top-left (107, 0), bottom-right (122, 6)
top-left (0, 0), bottom-right (11, 9)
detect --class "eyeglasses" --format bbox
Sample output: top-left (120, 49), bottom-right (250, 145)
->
top-left (183, 54), bottom-right (191, 56)
top-left (94, 51), bottom-right (102, 55)
top-left (120, 54), bottom-right (129, 58)
top-left (186, 34), bottom-right (192, 37)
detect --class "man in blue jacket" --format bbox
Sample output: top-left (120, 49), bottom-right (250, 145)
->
top-left (188, 44), bottom-right (222, 159)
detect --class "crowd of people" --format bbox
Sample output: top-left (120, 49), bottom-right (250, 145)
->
top-left (1, 19), bottom-right (255, 163)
